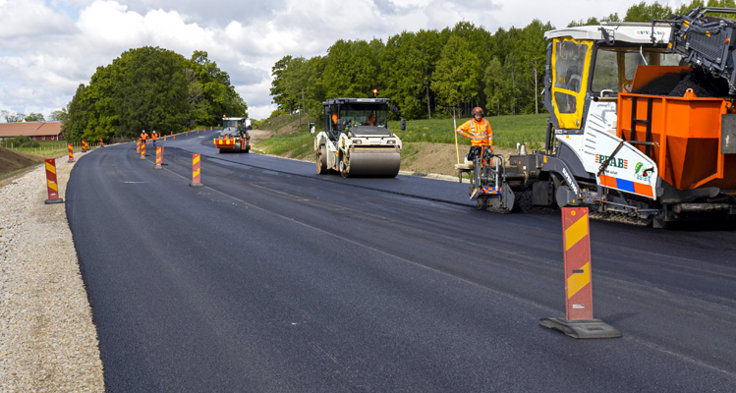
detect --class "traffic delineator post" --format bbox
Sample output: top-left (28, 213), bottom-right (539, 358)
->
top-left (99, 137), bottom-right (104, 148)
top-left (81, 140), bottom-right (89, 152)
top-left (136, 140), bottom-right (141, 153)
top-left (44, 158), bottom-right (64, 204)
top-left (67, 144), bottom-right (74, 162)
top-left (140, 142), bottom-right (146, 159)
top-left (190, 153), bottom-right (204, 187)
top-left (539, 207), bottom-right (621, 339)
top-left (155, 146), bottom-right (163, 169)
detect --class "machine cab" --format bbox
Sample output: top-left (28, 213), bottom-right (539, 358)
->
top-left (543, 23), bottom-right (680, 133)
top-left (323, 98), bottom-right (390, 139)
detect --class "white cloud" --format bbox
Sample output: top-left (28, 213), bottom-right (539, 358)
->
top-left (0, 0), bottom-right (681, 120)
top-left (0, 0), bottom-right (71, 38)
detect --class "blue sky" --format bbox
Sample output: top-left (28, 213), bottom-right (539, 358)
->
top-left (0, 0), bottom-right (683, 120)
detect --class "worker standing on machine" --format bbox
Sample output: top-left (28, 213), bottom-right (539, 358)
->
top-left (456, 106), bottom-right (493, 198)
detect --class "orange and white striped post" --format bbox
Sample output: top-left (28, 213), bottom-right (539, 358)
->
top-left (99, 137), bottom-right (104, 147)
top-left (539, 207), bottom-right (621, 339)
top-left (44, 159), bottom-right (63, 204)
top-left (190, 153), bottom-right (204, 187)
top-left (67, 143), bottom-right (74, 162)
top-left (81, 140), bottom-right (88, 152)
top-left (140, 142), bottom-right (146, 159)
top-left (155, 146), bottom-right (163, 169)
top-left (136, 139), bottom-right (141, 153)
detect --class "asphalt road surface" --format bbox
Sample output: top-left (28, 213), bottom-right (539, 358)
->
top-left (66, 131), bottom-right (736, 392)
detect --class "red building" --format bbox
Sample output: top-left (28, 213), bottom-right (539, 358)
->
top-left (0, 122), bottom-right (63, 141)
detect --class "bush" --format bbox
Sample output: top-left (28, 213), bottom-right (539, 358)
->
top-left (6, 135), bottom-right (40, 148)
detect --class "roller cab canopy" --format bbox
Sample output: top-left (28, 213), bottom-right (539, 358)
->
top-left (543, 23), bottom-right (680, 131)
top-left (323, 98), bottom-right (391, 140)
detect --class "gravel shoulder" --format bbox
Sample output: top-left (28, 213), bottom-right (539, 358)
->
top-left (0, 155), bottom-right (104, 392)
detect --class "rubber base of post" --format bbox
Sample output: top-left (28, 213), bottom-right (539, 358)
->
top-left (45, 198), bottom-right (64, 204)
top-left (189, 183), bottom-right (204, 187)
top-left (539, 317), bottom-right (622, 339)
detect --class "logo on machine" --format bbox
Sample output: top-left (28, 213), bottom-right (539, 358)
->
top-left (561, 167), bottom-right (579, 196)
top-left (634, 162), bottom-right (654, 183)
top-left (595, 154), bottom-right (628, 169)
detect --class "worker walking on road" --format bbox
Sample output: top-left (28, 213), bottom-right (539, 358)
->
top-left (456, 106), bottom-right (493, 198)
top-left (152, 130), bottom-right (158, 148)
top-left (140, 130), bottom-right (149, 144)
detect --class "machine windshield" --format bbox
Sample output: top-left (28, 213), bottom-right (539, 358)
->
top-left (223, 119), bottom-right (240, 128)
top-left (340, 104), bottom-right (389, 128)
top-left (591, 48), bottom-right (682, 94)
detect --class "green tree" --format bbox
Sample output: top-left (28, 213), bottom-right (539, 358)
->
top-left (432, 34), bottom-right (481, 114)
top-left (320, 39), bottom-right (380, 98)
top-left (24, 112), bottom-right (45, 122)
top-left (2, 110), bottom-right (24, 122)
top-left (624, 1), bottom-right (673, 21)
top-left (379, 31), bottom-right (427, 119)
top-left (63, 46), bottom-right (246, 143)
top-left (50, 109), bottom-right (68, 122)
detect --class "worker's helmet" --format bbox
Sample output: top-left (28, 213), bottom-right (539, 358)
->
top-left (472, 107), bottom-right (484, 116)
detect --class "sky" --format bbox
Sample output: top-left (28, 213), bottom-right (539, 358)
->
top-left (0, 0), bottom-right (685, 121)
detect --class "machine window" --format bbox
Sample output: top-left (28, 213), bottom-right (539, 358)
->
top-left (554, 40), bottom-right (588, 94)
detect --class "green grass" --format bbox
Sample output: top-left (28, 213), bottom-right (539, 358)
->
top-left (389, 113), bottom-right (549, 149)
top-left (257, 131), bottom-right (314, 158)
top-left (0, 139), bottom-right (83, 158)
top-left (255, 112), bottom-right (550, 160)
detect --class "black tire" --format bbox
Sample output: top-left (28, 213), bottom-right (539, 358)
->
top-left (316, 145), bottom-right (327, 174)
top-left (339, 154), bottom-right (350, 178)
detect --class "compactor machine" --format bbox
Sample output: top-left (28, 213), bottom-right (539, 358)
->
top-left (461, 7), bottom-right (736, 226)
top-left (311, 97), bottom-right (402, 178)
top-left (214, 116), bottom-right (251, 153)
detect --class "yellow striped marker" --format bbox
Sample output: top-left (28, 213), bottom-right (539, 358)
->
top-left (539, 207), bottom-right (621, 338)
top-left (190, 153), bottom-right (204, 187)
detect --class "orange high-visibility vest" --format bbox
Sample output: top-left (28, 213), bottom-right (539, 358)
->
top-left (152, 133), bottom-right (158, 141)
top-left (456, 118), bottom-right (492, 147)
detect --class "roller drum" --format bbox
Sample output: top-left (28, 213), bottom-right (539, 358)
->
top-left (344, 147), bottom-right (401, 177)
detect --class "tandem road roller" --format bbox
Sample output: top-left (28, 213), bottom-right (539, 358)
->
top-left (311, 97), bottom-right (402, 178)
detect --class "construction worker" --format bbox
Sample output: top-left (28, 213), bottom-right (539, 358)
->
top-left (456, 106), bottom-right (493, 198)
top-left (151, 130), bottom-right (158, 148)
top-left (140, 130), bottom-right (148, 144)
top-left (367, 111), bottom-right (376, 126)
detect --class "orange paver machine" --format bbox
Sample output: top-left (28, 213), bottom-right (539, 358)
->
top-left (458, 6), bottom-right (736, 227)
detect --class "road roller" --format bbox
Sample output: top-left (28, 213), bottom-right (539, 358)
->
top-left (311, 97), bottom-right (402, 178)
top-left (214, 116), bottom-right (251, 153)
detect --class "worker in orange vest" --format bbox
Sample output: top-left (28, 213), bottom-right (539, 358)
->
top-left (151, 130), bottom-right (158, 148)
top-left (140, 130), bottom-right (148, 144)
top-left (456, 106), bottom-right (493, 198)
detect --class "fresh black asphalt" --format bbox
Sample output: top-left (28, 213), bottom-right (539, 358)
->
top-left (65, 132), bottom-right (736, 392)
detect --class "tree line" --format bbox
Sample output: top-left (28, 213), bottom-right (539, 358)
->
top-left (62, 46), bottom-right (246, 143)
top-left (269, 0), bottom-right (735, 121)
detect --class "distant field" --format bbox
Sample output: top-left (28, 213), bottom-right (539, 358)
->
top-left (389, 113), bottom-right (549, 149)
top-left (0, 140), bottom-right (83, 159)
top-left (257, 113), bottom-right (550, 158)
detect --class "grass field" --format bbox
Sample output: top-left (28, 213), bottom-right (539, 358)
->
top-left (257, 112), bottom-right (549, 158)
top-left (389, 113), bottom-right (549, 149)
top-left (256, 131), bottom-right (314, 158)
top-left (0, 139), bottom-right (84, 159)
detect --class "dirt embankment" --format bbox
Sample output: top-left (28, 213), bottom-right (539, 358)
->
top-left (0, 147), bottom-right (41, 179)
